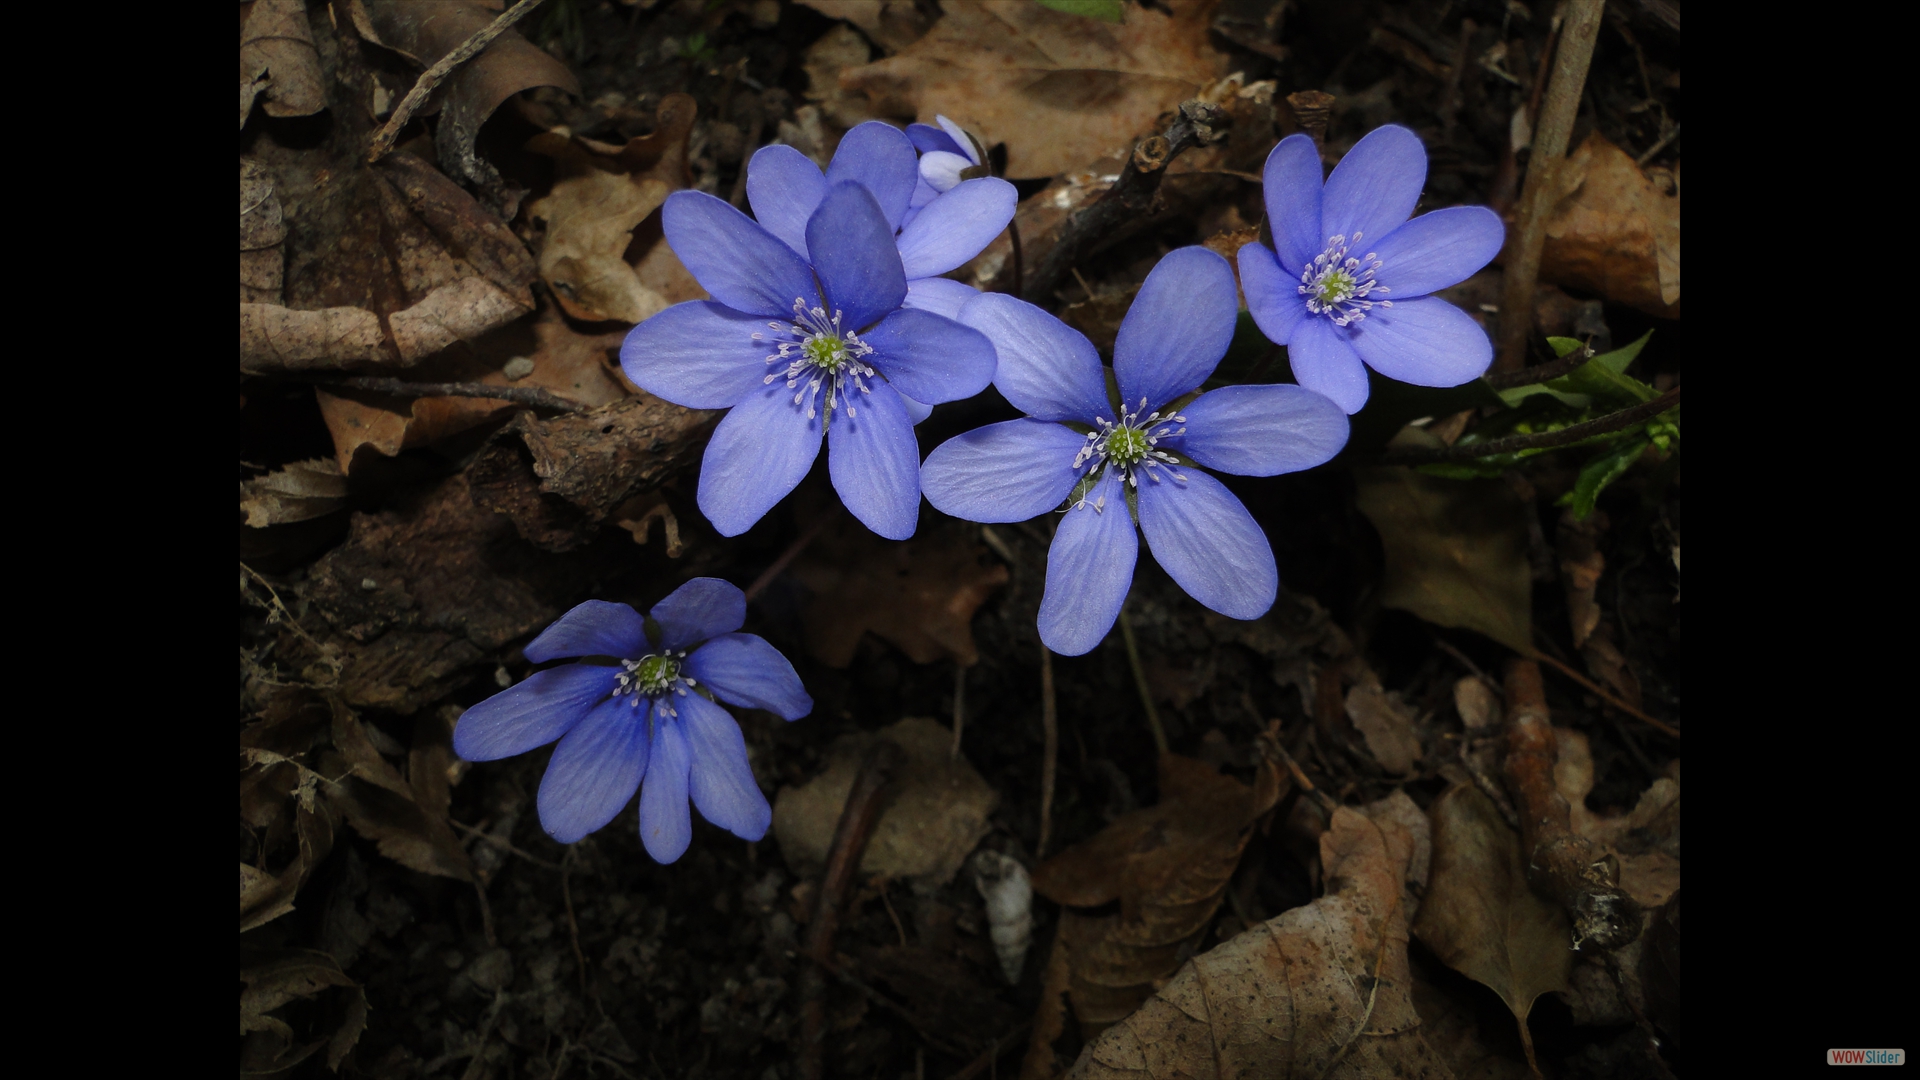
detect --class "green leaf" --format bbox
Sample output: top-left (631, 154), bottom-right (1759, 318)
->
top-left (1499, 331), bottom-right (1656, 409)
top-left (1557, 436), bottom-right (1649, 519)
top-left (1546, 336), bottom-right (1586, 359)
top-left (1036, 0), bottom-right (1127, 21)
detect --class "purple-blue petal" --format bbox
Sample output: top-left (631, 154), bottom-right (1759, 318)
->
top-left (663, 190), bottom-right (819, 318)
top-left (685, 633), bottom-right (813, 720)
top-left (1238, 241), bottom-right (1309, 345)
top-left (679, 693), bottom-right (772, 841)
top-left (896, 178), bottom-right (1016, 279)
top-left (1137, 470), bottom-right (1276, 621)
top-left (936, 116), bottom-right (980, 163)
top-left (697, 381), bottom-right (824, 537)
top-left (825, 121), bottom-right (920, 232)
top-left (745, 143), bottom-right (826, 259)
top-left (899, 391), bottom-right (933, 425)
top-left (862, 307), bottom-right (996, 405)
top-left (902, 276), bottom-right (978, 319)
top-left (922, 419), bottom-right (1087, 523)
top-left (1288, 317), bottom-right (1372, 414)
top-left (648, 577), bottom-right (748, 652)
top-left (959, 292), bottom-right (1108, 424)
top-left (1038, 470), bottom-right (1136, 656)
top-left (1262, 134), bottom-right (1325, 273)
top-left (1320, 125), bottom-right (1427, 253)
top-left (524, 600), bottom-right (648, 663)
top-left (1346, 295), bottom-right (1494, 387)
top-left (808, 182), bottom-right (908, 331)
top-left (1171, 384), bottom-right (1350, 477)
top-left (918, 150), bottom-right (972, 194)
top-left (907, 175), bottom-right (939, 212)
top-left (1370, 206), bottom-right (1505, 298)
top-left (453, 663), bottom-right (618, 762)
top-left (620, 300), bottom-right (771, 409)
top-left (537, 696), bottom-right (650, 843)
top-left (828, 380), bottom-right (921, 540)
top-left (638, 719), bottom-right (693, 863)
top-left (908, 122), bottom-right (964, 157)
top-left (1113, 246), bottom-right (1238, 410)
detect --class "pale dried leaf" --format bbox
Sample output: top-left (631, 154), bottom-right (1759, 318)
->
top-left (1354, 467), bottom-right (1532, 655)
top-left (1346, 683), bottom-right (1422, 774)
top-left (242, 458), bottom-right (349, 528)
top-left (1541, 132), bottom-right (1680, 316)
top-left (240, 0), bottom-right (327, 128)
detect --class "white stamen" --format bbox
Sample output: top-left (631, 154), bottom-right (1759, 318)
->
top-left (1297, 233), bottom-right (1390, 327)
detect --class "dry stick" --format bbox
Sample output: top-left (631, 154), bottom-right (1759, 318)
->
top-left (799, 740), bottom-right (906, 1080)
top-left (1376, 386), bottom-right (1680, 466)
top-left (452, 819), bottom-right (563, 870)
top-left (1117, 606), bottom-right (1169, 755)
top-left (281, 374), bottom-right (588, 413)
top-left (1020, 100), bottom-right (1227, 305)
top-left (950, 660), bottom-right (968, 761)
top-left (473, 877), bottom-right (498, 948)
top-left (1502, 659), bottom-right (1642, 952)
top-left (1480, 344), bottom-right (1593, 389)
top-left (743, 515), bottom-right (831, 603)
top-left (368, 0), bottom-right (549, 162)
top-left (1532, 648), bottom-right (1680, 738)
top-left (1008, 220), bottom-right (1024, 299)
top-left (1037, 643), bottom-right (1058, 859)
top-left (1495, 0), bottom-right (1606, 373)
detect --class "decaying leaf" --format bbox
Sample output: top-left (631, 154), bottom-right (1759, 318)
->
top-left (796, 0), bottom-right (938, 54)
top-left (1056, 792), bottom-right (1450, 1080)
top-left (1552, 730), bottom-right (1679, 911)
top-left (1024, 752), bottom-right (1283, 1067)
top-left (241, 157), bottom-right (286, 304)
top-left (240, 947), bottom-right (369, 1074)
top-left (350, 0), bottom-right (581, 199)
top-left (525, 94), bottom-right (698, 323)
top-left (1412, 784), bottom-right (1574, 1074)
top-left (1354, 466), bottom-right (1532, 655)
top-left (241, 689), bottom-right (338, 932)
top-left (240, 0), bottom-right (327, 128)
top-left (792, 514), bottom-right (1009, 667)
top-left (839, 0), bottom-right (1230, 178)
top-left (1557, 507), bottom-right (1606, 649)
top-left (321, 698), bottom-right (473, 881)
top-left (802, 23), bottom-right (884, 131)
top-left (773, 717), bottom-right (998, 886)
top-left (1345, 680), bottom-right (1423, 774)
top-left (242, 458), bottom-right (349, 528)
top-left (1539, 132), bottom-right (1680, 318)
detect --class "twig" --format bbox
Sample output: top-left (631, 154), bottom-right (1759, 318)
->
top-left (1020, 100), bottom-right (1228, 305)
top-left (473, 877), bottom-right (498, 948)
top-left (800, 740), bottom-right (906, 1080)
top-left (1502, 659), bottom-right (1642, 952)
top-left (368, 0), bottom-right (549, 162)
top-left (944, 1022), bottom-right (1032, 1080)
top-left (453, 818), bottom-right (563, 870)
top-left (1532, 649), bottom-right (1680, 738)
top-left (1008, 219), bottom-right (1024, 299)
top-left (1495, 0), bottom-right (1605, 372)
top-left (1037, 643), bottom-right (1058, 858)
top-left (1634, 121), bottom-right (1681, 167)
top-left (744, 514), bottom-right (831, 603)
top-left (951, 660), bottom-right (967, 762)
top-left (1432, 637), bottom-right (1500, 695)
top-left (1376, 387), bottom-right (1680, 465)
top-left (1268, 735), bottom-right (1337, 818)
top-left (278, 373), bottom-right (589, 413)
top-left (1117, 606), bottom-right (1169, 755)
top-left (1480, 344), bottom-right (1594, 389)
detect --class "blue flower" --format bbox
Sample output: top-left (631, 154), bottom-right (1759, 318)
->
top-left (623, 122), bottom-right (1013, 540)
top-left (905, 115), bottom-right (984, 220)
top-left (1238, 125), bottom-right (1507, 413)
top-left (920, 247), bottom-right (1351, 656)
top-left (452, 578), bottom-right (811, 864)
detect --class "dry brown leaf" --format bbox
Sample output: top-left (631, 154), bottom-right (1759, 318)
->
top-left (1024, 752), bottom-right (1283, 1068)
top-left (1454, 676), bottom-right (1501, 732)
top-left (241, 689), bottom-right (337, 932)
top-left (1539, 132), bottom-right (1680, 318)
top-left (321, 697), bottom-right (473, 881)
top-left (1354, 466), bottom-right (1532, 656)
top-left (239, 947), bottom-right (369, 1074)
top-left (525, 94), bottom-right (698, 323)
top-left (241, 157), bottom-right (286, 304)
top-left (1552, 730), bottom-right (1679, 910)
top-left (1412, 784), bottom-right (1574, 1073)
top-left (839, 0), bottom-right (1230, 178)
top-left (796, 0), bottom-right (938, 53)
top-left (792, 514), bottom-right (1008, 667)
top-left (240, 0), bottom-right (327, 129)
top-left (1556, 507), bottom-right (1606, 649)
top-left (242, 458), bottom-right (349, 528)
top-left (803, 23), bottom-right (882, 131)
top-left (1345, 681), bottom-right (1423, 774)
top-left (1057, 792), bottom-right (1449, 1080)
top-left (351, 0), bottom-right (581, 197)
top-left (772, 717), bottom-right (997, 886)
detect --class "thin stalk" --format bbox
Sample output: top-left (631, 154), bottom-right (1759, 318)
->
top-left (1118, 605), bottom-right (1168, 755)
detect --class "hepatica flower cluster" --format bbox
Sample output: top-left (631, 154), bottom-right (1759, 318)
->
top-left (461, 120), bottom-right (1504, 864)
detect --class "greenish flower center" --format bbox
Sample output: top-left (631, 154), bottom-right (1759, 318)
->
top-left (634, 655), bottom-right (678, 693)
top-left (1103, 425), bottom-right (1150, 465)
top-left (803, 335), bottom-right (847, 372)
top-left (1314, 268), bottom-right (1357, 305)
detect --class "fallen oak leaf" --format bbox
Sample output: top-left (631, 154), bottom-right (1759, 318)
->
top-left (1538, 132), bottom-right (1680, 318)
top-left (240, 0), bottom-right (327, 128)
top-left (792, 513), bottom-right (1008, 667)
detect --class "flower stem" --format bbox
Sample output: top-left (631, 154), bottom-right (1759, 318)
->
top-left (1118, 604), bottom-right (1169, 755)
top-left (1374, 386), bottom-right (1679, 465)
top-left (1038, 642), bottom-right (1058, 858)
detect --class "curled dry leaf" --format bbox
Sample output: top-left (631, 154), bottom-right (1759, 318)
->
top-left (1057, 792), bottom-right (1449, 1080)
top-left (974, 849), bottom-right (1035, 985)
top-left (1345, 680), bottom-right (1423, 774)
top-left (320, 698), bottom-right (472, 881)
top-left (350, 0), bottom-right (581, 198)
top-left (1412, 784), bottom-right (1574, 1075)
top-left (773, 717), bottom-right (998, 886)
top-left (1454, 676), bottom-right (1501, 731)
top-left (241, 688), bottom-right (337, 932)
top-left (242, 458), bottom-right (349, 528)
top-left (1552, 730), bottom-right (1679, 911)
top-left (1023, 752), bottom-right (1283, 1070)
top-left (1557, 507), bottom-right (1606, 649)
top-left (240, 0), bottom-right (327, 128)
top-left (525, 94), bottom-right (699, 323)
top-left (1354, 466), bottom-right (1533, 656)
top-left (792, 514), bottom-right (1009, 667)
top-left (1539, 132), bottom-right (1680, 318)
top-left (239, 947), bottom-right (369, 1074)
top-left (839, 0), bottom-right (1230, 178)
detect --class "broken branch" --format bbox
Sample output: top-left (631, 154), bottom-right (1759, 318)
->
top-left (368, 0), bottom-right (549, 163)
top-left (1376, 387), bottom-right (1680, 465)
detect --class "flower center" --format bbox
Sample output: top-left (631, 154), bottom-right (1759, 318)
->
top-left (755, 299), bottom-right (877, 422)
top-left (614, 650), bottom-right (696, 713)
top-left (1070, 397), bottom-right (1188, 508)
top-left (1299, 233), bottom-right (1391, 327)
